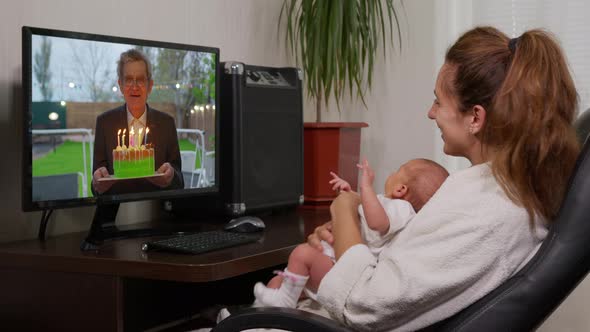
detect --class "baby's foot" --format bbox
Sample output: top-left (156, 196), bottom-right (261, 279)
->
top-left (216, 307), bottom-right (231, 322)
top-left (253, 282), bottom-right (298, 308)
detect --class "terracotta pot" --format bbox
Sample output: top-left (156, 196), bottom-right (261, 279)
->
top-left (303, 122), bottom-right (368, 207)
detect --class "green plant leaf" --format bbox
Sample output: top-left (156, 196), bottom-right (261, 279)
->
top-left (279, 0), bottom-right (403, 120)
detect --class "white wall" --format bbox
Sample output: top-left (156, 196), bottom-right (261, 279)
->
top-left (0, 0), bottom-right (438, 241)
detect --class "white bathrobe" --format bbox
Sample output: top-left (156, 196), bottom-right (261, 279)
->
top-left (306, 163), bottom-right (548, 331)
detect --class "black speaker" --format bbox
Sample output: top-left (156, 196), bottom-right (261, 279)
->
top-left (220, 62), bottom-right (304, 215)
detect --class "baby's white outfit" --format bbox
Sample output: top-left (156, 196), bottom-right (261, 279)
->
top-left (322, 194), bottom-right (416, 260)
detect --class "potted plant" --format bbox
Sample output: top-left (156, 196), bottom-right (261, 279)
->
top-left (280, 0), bottom-right (402, 206)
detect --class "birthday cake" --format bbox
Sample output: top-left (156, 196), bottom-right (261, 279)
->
top-left (112, 127), bottom-right (154, 179)
top-left (113, 144), bottom-right (155, 178)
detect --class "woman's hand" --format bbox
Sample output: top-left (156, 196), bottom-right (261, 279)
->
top-left (307, 221), bottom-right (333, 251)
top-left (307, 192), bottom-right (362, 257)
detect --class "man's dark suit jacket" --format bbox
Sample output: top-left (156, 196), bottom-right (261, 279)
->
top-left (92, 104), bottom-right (184, 196)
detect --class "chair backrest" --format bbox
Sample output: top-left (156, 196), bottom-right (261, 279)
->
top-left (180, 151), bottom-right (197, 173)
top-left (575, 109), bottom-right (590, 145)
top-left (32, 173), bottom-right (79, 201)
top-left (423, 139), bottom-right (590, 331)
top-left (204, 151), bottom-right (215, 184)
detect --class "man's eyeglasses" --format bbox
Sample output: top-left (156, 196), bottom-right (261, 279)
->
top-left (123, 77), bottom-right (148, 87)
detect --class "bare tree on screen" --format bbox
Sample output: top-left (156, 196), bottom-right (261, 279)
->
top-left (69, 41), bottom-right (114, 102)
top-left (34, 36), bottom-right (53, 101)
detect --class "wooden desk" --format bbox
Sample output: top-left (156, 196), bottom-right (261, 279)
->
top-left (0, 208), bottom-right (328, 331)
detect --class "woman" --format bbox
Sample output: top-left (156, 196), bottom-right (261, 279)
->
top-left (304, 27), bottom-right (580, 331)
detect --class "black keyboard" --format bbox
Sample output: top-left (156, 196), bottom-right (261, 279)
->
top-left (141, 231), bottom-right (260, 255)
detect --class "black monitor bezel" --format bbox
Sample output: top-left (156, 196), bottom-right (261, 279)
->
top-left (21, 26), bottom-right (221, 211)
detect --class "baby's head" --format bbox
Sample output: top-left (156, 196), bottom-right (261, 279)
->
top-left (384, 158), bottom-right (449, 212)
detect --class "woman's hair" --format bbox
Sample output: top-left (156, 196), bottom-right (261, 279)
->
top-left (444, 26), bottom-right (580, 222)
top-left (117, 49), bottom-right (153, 81)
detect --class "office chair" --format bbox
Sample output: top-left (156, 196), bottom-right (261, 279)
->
top-left (575, 108), bottom-right (590, 145)
top-left (178, 128), bottom-right (209, 188)
top-left (32, 173), bottom-right (80, 201)
top-left (180, 150), bottom-right (209, 188)
top-left (212, 127), bottom-right (590, 332)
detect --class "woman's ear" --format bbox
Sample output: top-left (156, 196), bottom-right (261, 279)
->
top-left (468, 105), bottom-right (487, 135)
top-left (391, 184), bottom-right (408, 199)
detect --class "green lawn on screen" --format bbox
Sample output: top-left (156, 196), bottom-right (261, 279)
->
top-left (32, 140), bottom-right (93, 197)
top-left (33, 139), bottom-right (201, 198)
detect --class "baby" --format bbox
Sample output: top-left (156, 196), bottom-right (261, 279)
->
top-left (253, 158), bottom-right (449, 308)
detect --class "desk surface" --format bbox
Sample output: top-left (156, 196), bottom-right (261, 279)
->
top-left (0, 208), bottom-right (328, 283)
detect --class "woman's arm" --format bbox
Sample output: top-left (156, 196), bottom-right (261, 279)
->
top-left (330, 192), bottom-right (363, 260)
top-left (306, 191), bottom-right (364, 259)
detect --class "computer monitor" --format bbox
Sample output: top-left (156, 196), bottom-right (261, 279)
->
top-left (21, 26), bottom-right (220, 247)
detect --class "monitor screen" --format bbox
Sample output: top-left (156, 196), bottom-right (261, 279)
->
top-left (22, 26), bottom-right (219, 211)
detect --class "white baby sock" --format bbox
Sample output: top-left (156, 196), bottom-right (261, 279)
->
top-left (253, 269), bottom-right (309, 308)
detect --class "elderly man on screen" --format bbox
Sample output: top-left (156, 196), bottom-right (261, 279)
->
top-left (92, 49), bottom-right (183, 196)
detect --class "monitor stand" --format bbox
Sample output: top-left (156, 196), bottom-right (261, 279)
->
top-left (80, 203), bottom-right (187, 251)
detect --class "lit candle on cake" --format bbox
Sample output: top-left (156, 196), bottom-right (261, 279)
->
top-left (138, 127), bottom-right (144, 148)
top-left (122, 129), bottom-right (127, 148)
top-left (117, 129), bottom-right (121, 148)
top-left (130, 127), bottom-right (135, 147)
top-left (144, 127), bottom-right (149, 145)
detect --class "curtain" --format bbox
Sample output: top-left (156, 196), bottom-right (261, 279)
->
top-left (472, 0), bottom-right (590, 113)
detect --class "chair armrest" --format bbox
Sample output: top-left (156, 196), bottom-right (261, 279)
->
top-left (211, 307), bottom-right (351, 332)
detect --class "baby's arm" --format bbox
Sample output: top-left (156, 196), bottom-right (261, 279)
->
top-left (358, 160), bottom-right (390, 235)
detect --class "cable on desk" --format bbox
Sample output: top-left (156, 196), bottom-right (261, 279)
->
top-left (38, 209), bottom-right (54, 241)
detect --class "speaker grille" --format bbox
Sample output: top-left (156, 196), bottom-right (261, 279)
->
top-left (243, 86), bottom-right (302, 205)
top-left (220, 63), bottom-right (303, 214)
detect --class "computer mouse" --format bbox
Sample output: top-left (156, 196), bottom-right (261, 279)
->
top-left (224, 216), bottom-right (266, 233)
